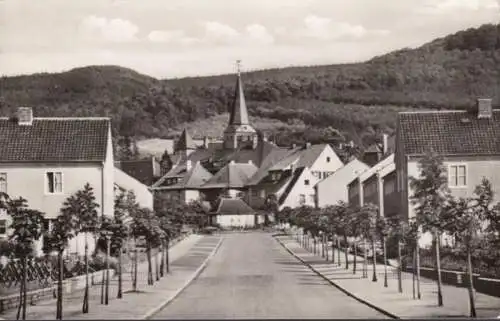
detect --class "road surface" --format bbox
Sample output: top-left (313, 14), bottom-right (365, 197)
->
top-left (152, 232), bottom-right (389, 319)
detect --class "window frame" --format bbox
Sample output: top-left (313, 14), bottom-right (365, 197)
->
top-left (299, 194), bottom-right (306, 205)
top-left (448, 164), bottom-right (467, 188)
top-left (45, 171), bottom-right (64, 195)
top-left (304, 179), bottom-right (310, 186)
top-left (0, 172), bottom-right (6, 194)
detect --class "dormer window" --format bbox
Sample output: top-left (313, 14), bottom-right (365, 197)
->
top-left (326, 157), bottom-right (331, 163)
top-left (304, 179), bottom-right (310, 185)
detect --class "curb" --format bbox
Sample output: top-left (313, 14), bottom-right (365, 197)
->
top-left (142, 236), bottom-right (224, 319)
top-left (274, 235), bottom-right (399, 320)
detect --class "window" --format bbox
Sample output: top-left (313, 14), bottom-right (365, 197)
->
top-left (46, 172), bottom-right (63, 194)
top-left (0, 173), bottom-right (6, 193)
top-left (326, 157), bottom-right (331, 163)
top-left (299, 194), bottom-right (306, 205)
top-left (309, 194), bottom-right (315, 204)
top-left (0, 220), bottom-right (6, 235)
top-left (304, 179), bottom-right (310, 185)
top-left (449, 165), bottom-right (467, 187)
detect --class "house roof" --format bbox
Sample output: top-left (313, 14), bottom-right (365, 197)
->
top-left (269, 144), bottom-right (331, 171)
top-left (115, 157), bottom-right (159, 186)
top-left (201, 162), bottom-right (258, 189)
top-left (398, 110), bottom-right (500, 156)
top-left (214, 198), bottom-right (255, 215)
top-left (315, 158), bottom-right (370, 187)
top-left (349, 153), bottom-right (395, 185)
top-left (174, 128), bottom-right (197, 151)
top-left (152, 161), bottom-right (213, 190)
top-left (0, 117), bottom-right (109, 162)
top-left (246, 147), bottom-right (297, 186)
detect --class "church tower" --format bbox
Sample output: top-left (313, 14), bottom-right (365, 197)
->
top-left (223, 61), bottom-right (258, 150)
top-left (174, 128), bottom-right (197, 158)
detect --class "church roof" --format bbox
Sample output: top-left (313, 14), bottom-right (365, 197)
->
top-left (228, 72), bottom-right (249, 126)
top-left (174, 128), bottom-right (197, 151)
top-left (201, 161), bottom-right (258, 189)
top-left (151, 161), bottom-right (213, 190)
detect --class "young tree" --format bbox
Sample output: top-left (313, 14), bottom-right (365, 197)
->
top-left (377, 215), bottom-right (390, 287)
top-left (111, 191), bottom-right (130, 299)
top-left (44, 212), bottom-right (77, 320)
top-left (8, 197), bottom-right (44, 320)
top-left (442, 178), bottom-right (495, 317)
top-left (61, 183), bottom-right (99, 314)
top-left (410, 150), bottom-right (449, 307)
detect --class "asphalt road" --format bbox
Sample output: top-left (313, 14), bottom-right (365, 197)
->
top-left (152, 232), bottom-right (389, 319)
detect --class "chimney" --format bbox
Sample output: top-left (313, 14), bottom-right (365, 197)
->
top-left (382, 134), bottom-right (388, 154)
top-left (186, 160), bottom-right (192, 171)
top-left (290, 163), bottom-right (295, 173)
top-left (305, 142), bottom-right (311, 149)
top-left (17, 107), bottom-right (33, 125)
top-left (477, 98), bottom-right (492, 119)
top-left (203, 136), bottom-right (209, 149)
top-left (248, 160), bottom-right (253, 165)
top-left (292, 144), bottom-right (297, 149)
top-left (349, 140), bottom-right (355, 148)
top-left (230, 160), bottom-right (235, 165)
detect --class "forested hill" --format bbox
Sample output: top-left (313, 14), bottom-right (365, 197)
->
top-left (1, 23), bottom-right (499, 158)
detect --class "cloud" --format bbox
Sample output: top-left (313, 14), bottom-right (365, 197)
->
top-left (297, 15), bottom-right (389, 41)
top-left (420, 0), bottom-right (499, 13)
top-left (80, 15), bottom-right (139, 42)
top-left (203, 21), bottom-right (240, 44)
top-left (245, 24), bottom-right (274, 45)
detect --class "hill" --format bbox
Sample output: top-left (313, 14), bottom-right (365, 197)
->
top-left (1, 23), bottom-right (499, 159)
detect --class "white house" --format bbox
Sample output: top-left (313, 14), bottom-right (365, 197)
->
top-left (210, 198), bottom-right (256, 228)
top-left (314, 158), bottom-right (370, 208)
top-left (0, 107), bottom-right (114, 256)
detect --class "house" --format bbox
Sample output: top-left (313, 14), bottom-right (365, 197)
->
top-left (114, 167), bottom-right (153, 210)
top-left (210, 198), bottom-right (256, 228)
top-left (314, 158), bottom-right (370, 208)
top-left (348, 154), bottom-right (395, 210)
top-left (362, 134), bottom-right (396, 167)
top-left (247, 143), bottom-right (344, 210)
top-left (0, 107), bottom-right (114, 256)
top-left (114, 157), bottom-right (161, 186)
top-left (395, 98), bottom-right (500, 246)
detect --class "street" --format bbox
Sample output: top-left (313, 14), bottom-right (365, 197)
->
top-left (152, 232), bottom-right (389, 319)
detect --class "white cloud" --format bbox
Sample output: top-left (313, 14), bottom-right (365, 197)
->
top-left (298, 15), bottom-right (388, 41)
top-left (245, 24), bottom-right (274, 45)
top-left (420, 0), bottom-right (499, 13)
top-left (203, 21), bottom-right (240, 44)
top-left (80, 15), bottom-right (139, 42)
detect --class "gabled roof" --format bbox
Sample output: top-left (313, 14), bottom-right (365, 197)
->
top-left (115, 157), bottom-right (160, 186)
top-left (349, 153), bottom-right (395, 185)
top-left (247, 147), bottom-right (298, 186)
top-left (214, 198), bottom-right (255, 215)
top-left (278, 167), bottom-right (306, 205)
top-left (228, 72), bottom-right (249, 126)
top-left (152, 161), bottom-right (213, 190)
top-left (174, 128), bottom-right (197, 151)
top-left (270, 144), bottom-right (332, 171)
top-left (201, 162), bottom-right (258, 189)
top-left (398, 110), bottom-right (500, 156)
top-left (315, 158), bottom-right (370, 187)
top-left (0, 117), bottom-right (109, 162)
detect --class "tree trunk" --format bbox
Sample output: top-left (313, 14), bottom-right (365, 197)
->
top-left (147, 241), bottom-right (153, 285)
top-left (133, 248), bottom-right (138, 291)
top-left (372, 238), bottom-right (378, 282)
top-left (383, 236), bottom-right (388, 287)
top-left (56, 251), bottom-right (63, 320)
top-left (155, 248), bottom-right (159, 281)
top-left (353, 240), bottom-right (357, 274)
top-left (321, 235), bottom-right (325, 258)
top-left (166, 238), bottom-right (170, 274)
top-left (160, 241), bottom-right (165, 278)
top-left (416, 242), bottom-right (421, 299)
top-left (435, 232), bottom-right (443, 306)
top-left (117, 244), bottom-right (123, 299)
top-left (325, 235), bottom-right (329, 261)
top-left (363, 239), bottom-right (368, 278)
top-left (100, 269), bottom-right (104, 304)
top-left (22, 258), bottom-right (27, 320)
top-left (337, 238), bottom-right (341, 267)
top-left (16, 260), bottom-right (24, 320)
top-left (105, 238), bottom-right (110, 305)
top-left (330, 236), bottom-right (335, 264)
top-left (398, 239), bottom-right (403, 293)
top-left (344, 235), bottom-right (349, 270)
top-left (82, 233), bottom-right (89, 313)
top-left (412, 249), bottom-right (416, 299)
top-left (466, 246), bottom-right (477, 317)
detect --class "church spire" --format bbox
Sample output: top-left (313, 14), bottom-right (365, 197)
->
top-left (228, 60), bottom-right (249, 126)
top-left (174, 128), bottom-right (196, 152)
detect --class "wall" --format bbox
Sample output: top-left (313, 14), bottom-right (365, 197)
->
top-left (215, 214), bottom-right (255, 228)
top-left (114, 168), bottom-right (153, 209)
top-left (315, 159), bottom-right (369, 208)
top-left (383, 171), bottom-right (399, 217)
top-left (309, 145), bottom-right (344, 177)
top-left (280, 168), bottom-right (319, 210)
top-left (183, 189), bottom-right (201, 204)
top-left (102, 126), bottom-right (115, 218)
top-left (362, 175), bottom-right (379, 207)
top-left (348, 180), bottom-right (360, 207)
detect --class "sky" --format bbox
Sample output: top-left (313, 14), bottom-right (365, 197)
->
top-left (0, 0), bottom-right (499, 79)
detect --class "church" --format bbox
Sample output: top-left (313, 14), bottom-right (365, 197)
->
top-left (151, 65), bottom-right (345, 225)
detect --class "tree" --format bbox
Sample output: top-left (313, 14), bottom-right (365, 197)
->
top-left (410, 150), bottom-right (450, 306)
top-left (263, 195), bottom-right (279, 226)
top-left (7, 197), bottom-right (44, 320)
top-left (111, 190), bottom-right (131, 299)
top-left (44, 212), bottom-right (77, 320)
top-left (61, 183), bottom-right (100, 314)
top-left (442, 178), bottom-right (495, 317)
top-left (377, 215), bottom-right (390, 287)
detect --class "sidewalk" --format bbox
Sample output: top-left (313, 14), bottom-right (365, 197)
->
top-left (276, 234), bottom-right (500, 319)
top-left (0, 234), bottom-right (223, 320)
